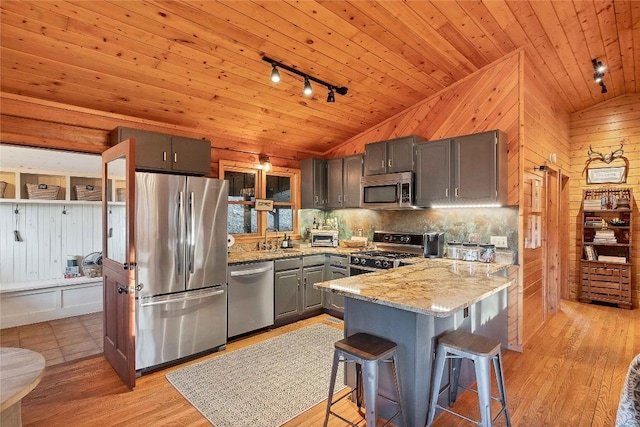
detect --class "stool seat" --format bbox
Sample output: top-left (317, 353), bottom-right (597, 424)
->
top-left (324, 333), bottom-right (406, 427)
top-left (438, 329), bottom-right (501, 357)
top-left (335, 333), bottom-right (397, 360)
top-left (426, 330), bottom-right (511, 427)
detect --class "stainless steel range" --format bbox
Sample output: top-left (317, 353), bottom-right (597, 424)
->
top-left (349, 231), bottom-right (425, 275)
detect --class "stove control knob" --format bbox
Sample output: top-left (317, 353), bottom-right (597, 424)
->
top-left (374, 260), bottom-right (382, 267)
top-left (351, 257), bottom-right (359, 265)
top-left (401, 236), bottom-right (410, 243)
top-left (360, 258), bottom-right (367, 265)
top-left (383, 260), bottom-right (390, 268)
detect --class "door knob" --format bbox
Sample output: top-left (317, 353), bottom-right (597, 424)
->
top-left (117, 286), bottom-right (128, 294)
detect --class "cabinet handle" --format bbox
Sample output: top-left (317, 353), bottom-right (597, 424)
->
top-left (315, 195), bottom-right (318, 203)
top-left (338, 195), bottom-right (342, 203)
top-left (445, 188), bottom-right (449, 198)
top-left (388, 159), bottom-right (392, 167)
top-left (343, 195), bottom-right (347, 201)
top-left (174, 152), bottom-right (178, 163)
top-left (163, 151), bottom-right (167, 161)
top-left (381, 160), bottom-right (385, 169)
top-left (455, 188), bottom-right (460, 198)
top-left (297, 278), bottom-right (300, 287)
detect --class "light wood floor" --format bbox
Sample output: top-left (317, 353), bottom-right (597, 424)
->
top-left (19, 300), bottom-right (640, 427)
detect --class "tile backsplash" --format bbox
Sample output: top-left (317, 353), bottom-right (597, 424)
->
top-left (300, 207), bottom-right (518, 249)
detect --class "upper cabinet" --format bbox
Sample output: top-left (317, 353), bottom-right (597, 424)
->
top-left (326, 155), bottom-right (363, 209)
top-left (111, 127), bottom-right (211, 176)
top-left (414, 130), bottom-right (507, 207)
top-left (363, 135), bottom-right (421, 176)
top-left (300, 158), bottom-right (327, 209)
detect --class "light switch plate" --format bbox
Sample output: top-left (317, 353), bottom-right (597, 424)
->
top-left (490, 236), bottom-right (508, 248)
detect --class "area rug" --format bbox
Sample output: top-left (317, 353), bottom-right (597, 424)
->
top-left (166, 323), bottom-right (346, 427)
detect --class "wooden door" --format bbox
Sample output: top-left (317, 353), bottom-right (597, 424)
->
top-left (102, 139), bottom-right (136, 390)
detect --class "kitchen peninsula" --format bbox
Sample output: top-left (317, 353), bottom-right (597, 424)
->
top-left (314, 259), bottom-right (517, 427)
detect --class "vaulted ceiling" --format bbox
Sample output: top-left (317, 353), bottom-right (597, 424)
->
top-left (1, 1), bottom-right (638, 157)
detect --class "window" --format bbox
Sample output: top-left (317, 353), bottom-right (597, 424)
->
top-left (220, 160), bottom-right (299, 241)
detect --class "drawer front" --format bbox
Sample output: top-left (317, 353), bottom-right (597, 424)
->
top-left (274, 257), bottom-right (301, 272)
top-left (303, 254), bottom-right (326, 267)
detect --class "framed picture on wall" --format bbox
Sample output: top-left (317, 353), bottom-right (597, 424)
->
top-left (531, 178), bottom-right (541, 213)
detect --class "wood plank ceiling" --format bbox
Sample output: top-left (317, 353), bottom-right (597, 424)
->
top-left (0, 1), bottom-right (638, 157)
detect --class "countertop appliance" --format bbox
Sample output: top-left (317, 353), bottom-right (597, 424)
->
top-left (227, 261), bottom-right (274, 338)
top-left (360, 172), bottom-right (413, 209)
top-left (424, 232), bottom-right (445, 258)
top-left (311, 229), bottom-right (339, 247)
top-left (135, 172), bottom-right (228, 372)
top-left (349, 231), bottom-right (425, 275)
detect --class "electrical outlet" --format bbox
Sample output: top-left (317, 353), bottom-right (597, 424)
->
top-left (490, 235), bottom-right (508, 248)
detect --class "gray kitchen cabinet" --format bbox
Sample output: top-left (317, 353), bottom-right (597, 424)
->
top-left (111, 126), bottom-right (211, 176)
top-left (324, 255), bottom-right (348, 315)
top-left (414, 139), bottom-right (451, 206)
top-left (302, 265), bottom-right (324, 310)
top-left (363, 135), bottom-right (420, 176)
top-left (274, 255), bottom-right (325, 326)
top-left (414, 130), bottom-right (507, 207)
top-left (325, 154), bottom-right (363, 209)
top-left (299, 158), bottom-right (326, 209)
top-left (274, 257), bottom-right (302, 321)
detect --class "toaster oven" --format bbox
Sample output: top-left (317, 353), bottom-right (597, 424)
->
top-left (310, 229), bottom-right (339, 247)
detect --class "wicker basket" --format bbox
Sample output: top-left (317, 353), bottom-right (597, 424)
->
top-left (75, 184), bottom-right (102, 201)
top-left (82, 252), bottom-right (103, 278)
top-left (25, 183), bottom-right (60, 200)
top-left (0, 181), bottom-right (6, 198)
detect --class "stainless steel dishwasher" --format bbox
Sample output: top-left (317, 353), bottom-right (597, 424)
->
top-left (227, 260), bottom-right (274, 338)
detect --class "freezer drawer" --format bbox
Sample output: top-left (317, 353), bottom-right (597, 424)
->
top-left (228, 261), bottom-right (274, 338)
top-left (136, 285), bottom-right (227, 371)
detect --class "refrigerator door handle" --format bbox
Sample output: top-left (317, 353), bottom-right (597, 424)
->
top-left (188, 191), bottom-right (195, 274)
top-left (139, 288), bottom-right (225, 307)
top-left (175, 191), bottom-right (184, 275)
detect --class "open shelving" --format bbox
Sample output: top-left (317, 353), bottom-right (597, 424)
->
top-left (579, 188), bottom-right (633, 309)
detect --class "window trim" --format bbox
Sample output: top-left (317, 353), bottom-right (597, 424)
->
top-left (219, 159), bottom-right (300, 243)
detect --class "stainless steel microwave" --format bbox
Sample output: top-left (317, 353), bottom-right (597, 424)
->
top-left (360, 172), bottom-right (414, 209)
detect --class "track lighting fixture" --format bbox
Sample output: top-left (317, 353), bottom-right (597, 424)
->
top-left (303, 77), bottom-right (313, 95)
top-left (327, 88), bottom-right (335, 103)
top-left (262, 56), bottom-right (348, 102)
top-left (270, 64), bottom-right (280, 83)
top-left (592, 58), bottom-right (608, 94)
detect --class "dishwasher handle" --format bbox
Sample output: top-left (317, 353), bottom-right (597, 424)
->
top-left (139, 289), bottom-right (225, 307)
top-left (229, 265), bottom-right (273, 277)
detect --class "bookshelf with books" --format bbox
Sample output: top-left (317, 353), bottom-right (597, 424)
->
top-left (580, 188), bottom-right (633, 309)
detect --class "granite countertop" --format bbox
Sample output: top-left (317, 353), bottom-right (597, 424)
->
top-left (227, 246), bottom-right (356, 264)
top-left (313, 259), bottom-right (516, 318)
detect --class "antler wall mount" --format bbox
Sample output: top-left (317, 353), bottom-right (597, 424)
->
top-left (583, 143), bottom-right (629, 184)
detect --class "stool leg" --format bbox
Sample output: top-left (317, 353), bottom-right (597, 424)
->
top-left (355, 363), bottom-right (363, 409)
top-left (449, 356), bottom-right (462, 405)
top-left (493, 352), bottom-right (511, 427)
top-left (426, 346), bottom-right (447, 427)
top-left (363, 359), bottom-right (379, 427)
top-left (391, 352), bottom-right (407, 427)
top-left (323, 350), bottom-right (341, 427)
top-left (474, 356), bottom-right (492, 427)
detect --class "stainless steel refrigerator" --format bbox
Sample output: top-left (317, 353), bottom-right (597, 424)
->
top-left (134, 172), bottom-right (228, 371)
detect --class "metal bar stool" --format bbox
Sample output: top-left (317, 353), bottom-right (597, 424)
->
top-left (426, 330), bottom-right (511, 427)
top-left (323, 332), bottom-right (406, 427)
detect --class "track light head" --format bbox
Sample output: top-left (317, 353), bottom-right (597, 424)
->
top-left (303, 77), bottom-right (313, 95)
top-left (592, 58), bottom-right (606, 74)
top-left (601, 83), bottom-right (608, 94)
top-left (327, 88), bottom-right (335, 103)
top-left (270, 64), bottom-right (280, 83)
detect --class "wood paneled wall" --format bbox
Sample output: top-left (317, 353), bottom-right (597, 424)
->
top-left (521, 54), bottom-right (572, 340)
top-left (327, 51), bottom-right (521, 208)
top-left (569, 93), bottom-right (640, 308)
top-left (0, 92), bottom-right (308, 177)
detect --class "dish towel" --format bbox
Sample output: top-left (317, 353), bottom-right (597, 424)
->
top-left (616, 353), bottom-right (640, 427)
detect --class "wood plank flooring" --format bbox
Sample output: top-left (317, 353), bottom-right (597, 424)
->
top-left (18, 300), bottom-right (640, 427)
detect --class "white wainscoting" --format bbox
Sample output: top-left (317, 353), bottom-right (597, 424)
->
top-left (0, 202), bottom-right (104, 327)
